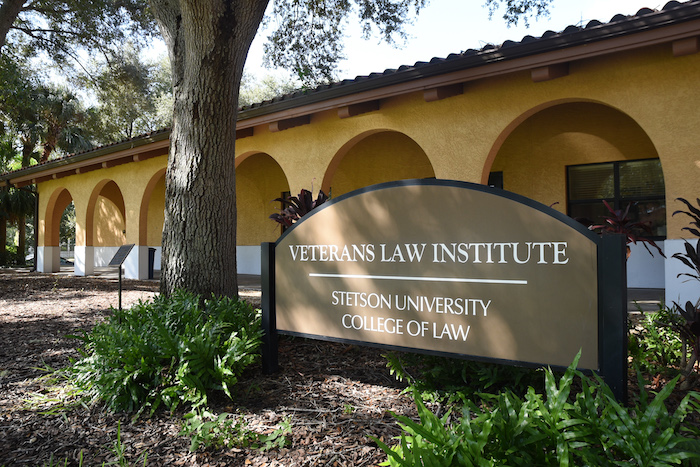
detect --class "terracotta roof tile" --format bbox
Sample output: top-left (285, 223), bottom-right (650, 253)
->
top-left (236, 0), bottom-right (699, 115)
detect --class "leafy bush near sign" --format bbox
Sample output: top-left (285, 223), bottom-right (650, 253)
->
top-left (269, 188), bottom-right (329, 227)
top-left (628, 305), bottom-right (683, 377)
top-left (47, 286), bottom-right (700, 463)
top-left (622, 198), bottom-right (700, 388)
top-left (68, 290), bottom-right (262, 414)
top-left (376, 353), bottom-right (700, 466)
top-left (664, 197), bottom-right (700, 382)
top-left (672, 198), bottom-right (700, 283)
top-left (384, 352), bottom-right (543, 397)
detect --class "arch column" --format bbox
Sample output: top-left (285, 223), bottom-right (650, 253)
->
top-left (74, 192), bottom-right (94, 276)
top-left (118, 246), bottom-right (148, 280)
top-left (74, 246), bottom-right (94, 276)
top-left (37, 246), bottom-right (60, 273)
top-left (125, 204), bottom-right (150, 280)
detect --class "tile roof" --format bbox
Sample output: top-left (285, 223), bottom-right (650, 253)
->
top-left (238, 0), bottom-right (700, 117)
top-left (0, 129), bottom-right (170, 181)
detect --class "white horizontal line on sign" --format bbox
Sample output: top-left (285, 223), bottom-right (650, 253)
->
top-left (308, 273), bottom-right (527, 285)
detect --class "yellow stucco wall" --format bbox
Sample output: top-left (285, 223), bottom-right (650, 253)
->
top-left (235, 153), bottom-right (289, 246)
top-left (147, 174), bottom-right (166, 246)
top-left (38, 155), bottom-right (168, 247)
top-left (35, 39), bottom-right (700, 249)
top-left (236, 42), bottom-right (700, 240)
top-left (328, 131), bottom-right (435, 196)
top-left (94, 196), bottom-right (126, 246)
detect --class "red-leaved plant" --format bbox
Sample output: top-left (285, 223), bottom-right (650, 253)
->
top-left (269, 188), bottom-right (329, 228)
top-left (588, 200), bottom-right (665, 258)
top-left (670, 197), bottom-right (700, 378)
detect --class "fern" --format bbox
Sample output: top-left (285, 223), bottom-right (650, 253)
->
top-left (378, 353), bottom-right (700, 466)
top-left (68, 290), bottom-right (263, 414)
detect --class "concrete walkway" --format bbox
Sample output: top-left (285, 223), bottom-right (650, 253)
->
top-left (627, 288), bottom-right (664, 313)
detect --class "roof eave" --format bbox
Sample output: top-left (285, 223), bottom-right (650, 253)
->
top-left (0, 130), bottom-right (171, 187)
top-left (237, 1), bottom-right (700, 121)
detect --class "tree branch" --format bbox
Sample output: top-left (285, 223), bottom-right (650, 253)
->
top-left (11, 25), bottom-right (87, 38)
top-left (13, 27), bottom-right (100, 83)
top-left (0, 0), bottom-right (27, 50)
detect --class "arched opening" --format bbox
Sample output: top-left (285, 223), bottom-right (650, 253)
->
top-left (236, 152), bottom-right (290, 274)
top-left (487, 101), bottom-right (664, 287)
top-left (59, 201), bottom-right (76, 266)
top-left (139, 168), bottom-right (167, 275)
top-left (323, 130), bottom-right (435, 197)
top-left (486, 101), bottom-right (659, 205)
top-left (42, 187), bottom-right (74, 273)
top-left (86, 180), bottom-right (127, 269)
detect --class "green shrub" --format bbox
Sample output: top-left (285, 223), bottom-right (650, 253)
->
top-left (377, 353), bottom-right (700, 466)
top-left (69, 290), bottom-right (263, 414)
top-left (629, 305), bottom-right (684, 376)
top-left (0, 244), bottom-right (17, 266)
top-left (181, 408), bottom-right (291, 452)
top-left (384, 352), bottom-right (543, 397)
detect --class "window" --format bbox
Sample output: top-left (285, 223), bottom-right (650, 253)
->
top-left (488, 172), bottom-right (503, 189)
top-left (567, 159), bottom-right (666, 238)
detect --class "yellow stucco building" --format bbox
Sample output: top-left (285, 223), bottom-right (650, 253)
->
top-left (2, 1), bottom-right (700, 305)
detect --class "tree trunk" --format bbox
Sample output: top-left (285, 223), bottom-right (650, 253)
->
top-left (21, 137), bottom-right (35, 167)
top-left (150, 0), bottom-right (269, 297)
top-left (17, 214), bottom-right (25, 265)
top-left (0, 0), bottom-right (25, 50)
top-left (0, 218), bottom-right (6, 265)
top-left (41, 142), bottom-right (55, 163)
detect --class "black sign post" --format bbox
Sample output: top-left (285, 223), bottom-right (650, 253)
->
top-left (109, 244), bottom-right (135, 311)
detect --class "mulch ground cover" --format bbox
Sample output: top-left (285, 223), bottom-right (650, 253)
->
top-left (0, 269), bottom-right (414, 466)
top-left (2, 269), bottom-right (700, 466)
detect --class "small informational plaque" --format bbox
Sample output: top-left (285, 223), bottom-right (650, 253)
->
top-left (109, 244), bottom-right (135, 311)
top-left (109, 244), bottom-right (135, 267)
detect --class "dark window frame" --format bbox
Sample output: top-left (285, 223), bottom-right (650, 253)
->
top-left (566, 159), bottom-right (666, 240)
top-left (488, 171), bottom-right (503, 189)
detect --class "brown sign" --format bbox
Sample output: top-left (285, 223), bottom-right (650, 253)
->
top-left (273, 182), bottom-right (601, 369)
top-left (262, 180), bottom-right (627, 401)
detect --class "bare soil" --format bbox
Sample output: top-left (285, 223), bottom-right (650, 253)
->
top-left (0, 269), bottom-right (413, 466)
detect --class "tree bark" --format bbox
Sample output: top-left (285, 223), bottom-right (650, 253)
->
top-left (0, 217), bottom-right (6, 265)
top-left (150, 0), bottom-right (269, 297)
top-left (0, 0), bottom-right (25, 50)
top-left (17, 214), bottom-right (25, 265)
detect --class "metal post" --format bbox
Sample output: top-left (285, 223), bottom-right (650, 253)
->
top-left (119, 265), bottom-right (123, 311)
top-left (598, 234), bottom-right (628, 404)
top-left (32, 189), bottom-right (38, 272)
top-left (261, 242), bottom-right (278, 374)
top-left (108, 244), bottom-right (134, 314)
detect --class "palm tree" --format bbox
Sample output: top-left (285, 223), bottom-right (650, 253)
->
top-left (0, 186), bottom-right (34, 265)
top-left (36, 88), bottom-right (92, 162)
top-left (1, 57), bottom-right (92, 264)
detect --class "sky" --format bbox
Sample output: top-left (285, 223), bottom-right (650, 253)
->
top-left (243, 0), bottom-right (663, 81)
